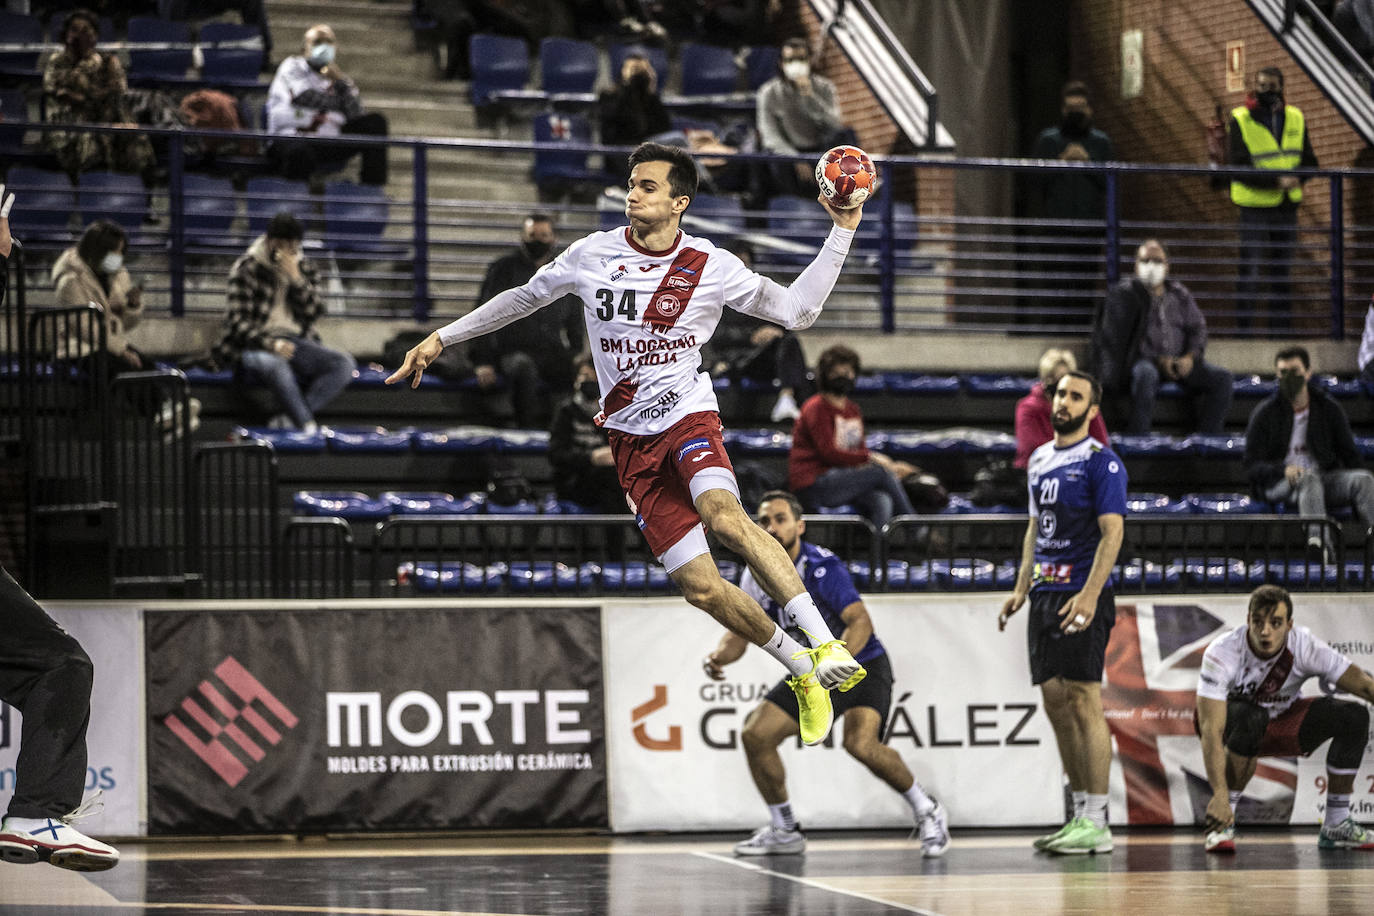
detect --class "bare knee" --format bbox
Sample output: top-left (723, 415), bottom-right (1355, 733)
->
top-left (695, 491), bottom-right (751, 551)
top-left (843, 729), bottom-right (882, 763)
top-left (679, 573), bottom-right (727, 611)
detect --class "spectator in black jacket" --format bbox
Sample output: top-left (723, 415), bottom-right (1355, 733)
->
top-left (547, 355), bottom-right (625, 514)
top-left (1244, 345), bottom-right (1374, 557)
top-left (598, 52), bottom-right (671, 185)
top-left (1092, 239), bottom-right (1232, 434)
top-left (470, 214), bottom-right (584, 425)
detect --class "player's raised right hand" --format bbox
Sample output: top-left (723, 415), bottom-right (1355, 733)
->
top-left (818, 194), bottom-right (863, 230)
top-left (385, 331), bottom-right (443, 389)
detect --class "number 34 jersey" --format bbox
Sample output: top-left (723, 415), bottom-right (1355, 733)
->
top-left (525, 226), bottom-right (765, 436)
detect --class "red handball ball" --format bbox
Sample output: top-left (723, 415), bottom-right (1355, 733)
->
top-left (815, 145), bottom-right (878, 209)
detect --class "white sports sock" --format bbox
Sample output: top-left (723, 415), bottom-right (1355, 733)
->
top-left (1228, 789), bottom-right (1242, 812)
top-left (769, 801), bottom-right (797, 831)
top-left (1325, 793), bottom-right (1352, 830)
top-left (760, 624), bottom-right (813, 678)
top-left (1072, 790), bottom-right (1086, 819)
top-left (1084, 794), bottom-right (1109, 829)
top-left (782, 593), bottom-right (837, 648)
top-left (902, 781), bottom-right (936, 818)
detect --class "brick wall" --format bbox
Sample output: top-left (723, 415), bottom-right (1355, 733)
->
top-left (1069, 0), bottom-right (1373, 333)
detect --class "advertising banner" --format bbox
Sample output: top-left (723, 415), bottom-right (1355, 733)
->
top-left (607, 594), bottom-right (1374, 830)
top-left (605, 595), bottom-right (1064, 831)
top-left (0, 603), bottom-right (143, 836)
top-left (146, 604), bottom-right (606, 833)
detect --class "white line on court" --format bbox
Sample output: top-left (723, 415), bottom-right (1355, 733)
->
top-left (691, 850), bottom-right (946, 916)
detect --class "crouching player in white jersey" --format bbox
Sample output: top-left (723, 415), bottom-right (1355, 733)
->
top-left (999, 370), bottom-right (1127, 856)
top-left (1196, 584), bottom-right (1374, 852)
top-left (704, 491), bottom-right (950, 858)
top-left (387, 142), bottom-right (865, 744)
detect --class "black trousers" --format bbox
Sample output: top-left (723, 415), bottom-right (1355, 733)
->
top-left (271, 112), bottom-right (391, 186)
top-left (0, 567), bottom-right (94, 820)
top-left (1236, 204), bottom-right (1297, 331)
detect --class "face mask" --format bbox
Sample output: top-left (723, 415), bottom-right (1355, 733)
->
top-left (1278, 370), bottom-right (1306, 400)
top-left (522, 239), bottom-right (552, 261)
top-left (627, 70), bottom-right (652, 91)
top-left (1256, 90), bottom-right (1281, 109)
top-left (308, 42), bottom-right (336, 67)
top-left (68, 33), bottom-right (96, 56)
top-left (99, 252), bottom-right (123, 273)
top-left (782, 60), bottom-right (809, 81)
top-left (822, 374), bottom-right (854, 396)
top-left (1061, 111), bottom-right (1090, 134)
top-left (578, 380), bottom-right (599, 401)
top-left (1135, 261), bottom-right (1166, 287)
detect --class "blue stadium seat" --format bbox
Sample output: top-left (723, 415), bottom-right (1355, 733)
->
top-left (181, 365), bottom-right (235, 385)
top-left (127, 17), bottom-right (193, 81)
top-left (724, 428), bottom-right (790, 455)
top-left (963, 374), bottom-right (1034, 395)
top-left (814, 504), bottom-right (859, 515)
top-left (1126, 492), bottom-right (1188, 514)
top-left (234, 426), bottom-right (327, 452)
top-left (1112, 435), bottom-right (1192, 457)
top-left (884, 373), bottom-right (961, 395)
top-left (78, 171), bottom-right (145, 234)
top-left (507, 560), bottom-right (579, 592)
top-left (679, 43), bottom-right (738, 96)
top-left (1358, 437), bottom-right (1374, 459)
top-left (495, 429), bottom-right (551, 454)
top-left (198, 21), bottom-right (261, 84)
top-left (931, 558), bottom-right (997, 590)
top-left (293, 490), bottom-right (390, 519)
top-left (412, 428), bottom-right (503, 452)
top-left (325, 182), bottom-right (403, 256)
top-left (592, 562), bottom-right (672, 591)
top-left (539, 37), bottom-right (598, 95)
top-left (532, 111), bottom-right (612, 191)
top-left (0, 13), bottom-right (44, 77)
top-left (181, 173), bottom-right (236, 247)
top-left (1183, 435), bottom-right (1245, 457)
top-left (609, 44), bottom-right (668, 87)
top-left (540, 494), bottom-right (594, 514)
top-left (1115, 558), bottom-right (1173, 590)
top-left (1249, 560), bottom-right (1338, 588)
top-left (1185, 493), bottom-right (1263, 514)
top-left (244, 177), bottom-right (311, 236)
top-left (687, 193), bottom-right (746, 238)
top-left (1176, 557), bottom-right (1250, 588)
top-left (884, 560), bottom-right (933, 591)
top-left (940, 494), bottom-right (977, 514)
top-left (402, 561), bottom-right (505, 593)
top-left (744, 45), bottom-right (779, 89)
top-left (1316, 374), bottom-right (1361, 399)
top-left (4, 167), bottom-right (73, 240)
top-left (381, 491), bottom-right (465, 515)
top-left (326, 427), bottom-right (413, 453)
top-left (1232, 374), bottom-right (1276, 397)
top-left (485, 498), bottom-right (539, 514)
top-left (469, 33), bottom-right (530, 107)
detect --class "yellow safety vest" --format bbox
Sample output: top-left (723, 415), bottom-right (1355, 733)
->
top-left (1230, 104), bottom-right (1305, 207)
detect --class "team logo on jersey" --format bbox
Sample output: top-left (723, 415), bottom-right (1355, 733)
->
top-left (639, 264), bottom-right (660, 272)
top-left (610, 264), bottom-right (628, 282)
top-left (666, 275), bottom-right (691, 291)
top-left (676, 438), bottom-right (711, 462)
top-left (1038, 508), bottom-right (1057, 538)
top-left (643, 248), bottom-right (709, 332)
top-left (656, 294), bottom-right (682, 317)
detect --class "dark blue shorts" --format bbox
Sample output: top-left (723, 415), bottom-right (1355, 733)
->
top-left (1027, 588), bottom-right (1116, 685)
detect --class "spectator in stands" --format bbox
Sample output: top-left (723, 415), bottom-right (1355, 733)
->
top-left (470, 214), bottom-right (584, 425)
top-left (1026, 80), bottom-right (1113, 325)
top-left (213, 212), bottom-right (356, 433)
top-left (1229, 67), bottom-right (1317, 330)
top-left (1015, 348), bottom-right (1109, 469)
top-left (789, 344), bottom-right (917, 529)
top-left (1359, 294), bottom-right (1374, 391)
top-left (42, 9), bottom-right (156, 180)
top-left (1333, 0), bottom-right (1374, 67)
top-left (703, 241), bottom-right (810, 423)
top-left (158, 0), bottom-right (272, 72)
top-left (1094, 239), bottom-right (1233, 435)
top-left (547, 355), bottom-right (625, 514)
top-left (266, 24), bottom-right (390, 187)
top-left (757, 37), bottom-right (857, 197)
top-left (51, 219), bottom-right (146, 376)
top-left (598, 52), bottom-right (672, 183)
top-left (1244, 345), bottom-right (1374, 559)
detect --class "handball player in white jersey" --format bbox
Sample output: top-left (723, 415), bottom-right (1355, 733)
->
top-left (387, 142), bottom-right (865, 744)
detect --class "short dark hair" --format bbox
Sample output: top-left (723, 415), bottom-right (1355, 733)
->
top-left (76, 219), bottom-right (126, 268)
top-left (782, 37), bottom-right (809, 58)
top-left (1258, 66), bottom-right (1285, 87)
top-left (817, 344), bottom-right (860, 380)
top-left (1060, 368), bottom-right (1102, 405)
top-left (758, 489), bottom-right (805, 521)
top-left (525, 212), bottom-right (554, 227)
top-left (1276, 345), bottom-right (1309, 369)
top-left (1061, 80), bottom-right (1091, 104)
top-left (627, 142), bottom-right (698, 202)
top-left (1248, 584), bottom-right (1292, 620)
top-left (266, 211), bottom-right (303, 241)
top-left (61, 9), bottom-right (100, 42)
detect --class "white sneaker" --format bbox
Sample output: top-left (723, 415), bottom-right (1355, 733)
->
top-left (733, 824), bottom-right (806, 856)
top-left (769, 391), bottom-right (800, 423)
top-left (916, 799), bottom-right (951, 858)
top-left (0, 796), bottom-right (119, 871)
top-left (1204, 823), bottom-right (1235, 853)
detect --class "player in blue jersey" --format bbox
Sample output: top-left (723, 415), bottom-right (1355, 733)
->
top-left (999, 370), bottom-right (1127, 856)
top-left (704, 491), bottom-right (951, 858)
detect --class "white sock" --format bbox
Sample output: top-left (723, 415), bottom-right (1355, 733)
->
top-left (782, 594), bottom-right (837, 648)
top-left (1072, 790), bottom-right (1086, 820)
top-left (1326, 793), bottom-right (1352, 830)
top-left (1084, 793), bottom-right (1109, 829)
top-left (1228, 789), bottom-right (1242, 813)
top-left (760, 624), bottom-right (813, 678)
top-left (769, 801), bottom-right (797, 831)
top-left (902, 780), bottom-right (936, 818)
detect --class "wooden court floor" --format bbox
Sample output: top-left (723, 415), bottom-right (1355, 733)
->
top-left (0, 828), bottom-right (1370, 915)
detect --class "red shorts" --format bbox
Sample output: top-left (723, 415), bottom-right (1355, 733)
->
top-left (606, 411), bottom-right (736, 557)
top-left (1255, 697), bottom-right (1316, 757)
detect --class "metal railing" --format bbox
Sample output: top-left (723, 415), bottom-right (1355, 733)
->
top-left (3, 121), bottom-right (1373, 339)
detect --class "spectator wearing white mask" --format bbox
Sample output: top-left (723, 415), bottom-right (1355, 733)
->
top-left (266, 24), bottom-right (390, 186)
top-left (1092, 238), bottom-right (1232, 435)
top-left (51, 219), bottom-right (147, 377)
top-left (756, 37), bottom-right (858, 197)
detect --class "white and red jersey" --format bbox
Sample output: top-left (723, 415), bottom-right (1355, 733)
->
top-left (1196, 624), bottom-right (1352, 718)
top-left (526, 226), bottom-right (760, 435)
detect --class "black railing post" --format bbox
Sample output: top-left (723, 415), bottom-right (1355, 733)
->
top-left (1104, 168), bottom-right (1120, 285)
top-left (1330, 174), bottom-right (1345, 340)
top-left (167, 138), bottom-right (186, 317)
top-left (879, 174), bottom-right (895, 333)
top-left (412, 143), bottom-right (431, 322)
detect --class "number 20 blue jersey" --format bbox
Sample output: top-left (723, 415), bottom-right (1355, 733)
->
top-left (1025, 435), bottom-right (1128, 592)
